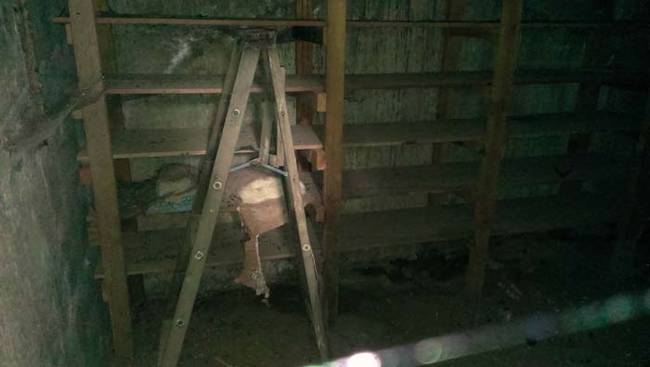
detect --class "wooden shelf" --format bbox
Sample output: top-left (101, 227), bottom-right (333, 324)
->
top-left (341, 193), bottom-right (620, 251)
top-left (102, 71), bottom-right (647, 95)
top-left (509, 112), bottom-right (641, 138)
top-left (105, 74), bottom-right (324, 94)
top-left (77, 125), bottom-right (322, 162)
top-left (333, 153), bottom-right (634, 199)
top-left (314, 112), bottom-right (640, 148)
top-left (54, 16), bottom-right (648, 30)
top-left (96, 193), bottom-right (620, 277)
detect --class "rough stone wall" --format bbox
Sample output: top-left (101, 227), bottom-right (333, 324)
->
top-left (0, 1), bottom-right (110, 366)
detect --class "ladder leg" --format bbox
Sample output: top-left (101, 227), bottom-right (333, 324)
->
top-left (266, 47), bottom-right (330, 360)
top-left (159, 46), bottom-right (261, 367)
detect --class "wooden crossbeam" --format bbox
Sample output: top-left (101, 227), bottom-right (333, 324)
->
top-left (53, 15), bottom-right (650, 30)
top-left (465, 0), bottom-right (524, 301)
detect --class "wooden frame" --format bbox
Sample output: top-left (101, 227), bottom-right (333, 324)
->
top-left (322, 0), bottom-right (347, 323)
top-left (68, 0), bottom-right (133, 359)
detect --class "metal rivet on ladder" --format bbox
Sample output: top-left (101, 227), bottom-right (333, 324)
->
top-left (194, 251), bottom-right (205, 260)
top-left (232, 109), bottom-right (241, 117)
top-left (302, 244), bottom-right (311, 252)
top-left (175, 319), bottom-right (185, 328)
top-left (212, 180), bottom-right (223, 190)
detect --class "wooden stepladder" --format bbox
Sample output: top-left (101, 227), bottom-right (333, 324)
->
top-left (158, 29), bottom-right (329, 367)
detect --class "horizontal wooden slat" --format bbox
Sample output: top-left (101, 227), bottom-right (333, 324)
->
top-left (105, 74), bottom-right (324, 94)
top-left (508, 112), bottom-right (642, 137)
top-left (102, 71), bottom-right (647, 95)
top-left (95, 193), bottom-right (620, 277)
top-left (78, 125), bottom-right (322, 161)
top-left (314, 112), bottom-right (640, 148)
top-left (53, 16), bottom-right (648, 30)
top-left (341, 193), bottom-right (620, 251)
top-left (335, 153), bottom-right (634, 199)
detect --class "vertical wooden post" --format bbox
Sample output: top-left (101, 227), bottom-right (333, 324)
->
top-left (560, 2), bottom-right (616, 194)
top-left (296, 0), bottom-right (315, 126)
top-left (611, 96), bottom-right (650, 280)
top-left (68, 0), bottom-right (133, 359)
top-left (465, 0), bottom-right (523, 301)
top-left (428, 0), bottom-right (467, 205)
top-left (323, 0), bottom-right (346, 323)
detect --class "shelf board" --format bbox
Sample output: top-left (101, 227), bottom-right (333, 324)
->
top-left (102, 70), bottom-right (647, 95)
top-left (509, 112), bottom-right (642, 137)
top-left (334, 153), bottom-right (633, 199)
top-left (78, 124), bottom-right (322, 162)
top-left (54, 16), bottom-right (648, 30)
top-left (105, 74), bottom-right (324, 94)
top-left (318, 112), bottom-right (641, 148)
top-left (96, 193), bottom-right (620, 278)
top-left (341, 193), bottom-right (620, 251)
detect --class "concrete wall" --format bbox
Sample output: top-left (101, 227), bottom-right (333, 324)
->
top-left (0, 1), bottom-right (110, 365)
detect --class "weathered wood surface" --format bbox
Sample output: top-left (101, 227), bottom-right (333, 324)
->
top-left (68, 0), bottom-right (133, 358)
top-left (54, 16), bottom-right (649, 30)
top-left (100, 71), bottom-right (648, 95)
top-left (332, 153), bottom-right (635, 199)
top-left (323, 0), bottom-right (347, 324)
top-left (77, 125), bottom-right (322, 161)
top-left (466, 0), bottom-right (524, 301)
top-left (96, 193), bottom-right (621, 278)
top-left (311, 112), bottom-right (641, 148)
top-left (159, 47), bottom-right (260, 367)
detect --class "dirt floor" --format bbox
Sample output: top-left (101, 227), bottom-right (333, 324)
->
top-left (133, 234), bottom-right (650, 366)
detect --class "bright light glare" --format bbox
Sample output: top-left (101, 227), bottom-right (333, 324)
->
top-left (346, 352), bottom-right (382, 367)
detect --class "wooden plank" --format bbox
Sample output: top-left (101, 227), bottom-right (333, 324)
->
top-left (612, 97), bottom-right (650, 280)
top-left (323, 0), bottom-right (347, 324)
top-left (53, 16), bottom-right (650, 30)
top-left (310, 112), bottom-right (640, 148)
top-left (332, 153), bottom-right (635, 199)
top-left (102, 193), bottom-right (621, 277)
top-left (76, 113), bottom-right (639, 162)
top-left (561, 2), bottom-right (616, 196)
top-left (105, 74), bottom-right (324, 94)
top-left (508, 112), bottom-right (641, 137)
top-left (336, 119), bottom-right (485, 147)
top-left (429, 0), bottom-right (467, 204)
top-left (68, 0), bottom-right (133, 359)
top-left (466, 0), bottom-right (524, 301)
top-left (77, 125), bottom-right (323, 161)
top-left (101, 71), bottom-right (647, 95)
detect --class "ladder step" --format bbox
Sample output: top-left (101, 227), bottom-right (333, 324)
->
top-left (78, 125), bottom-right (322, 162)
top-left (96, 193), bottom-right (620, 278)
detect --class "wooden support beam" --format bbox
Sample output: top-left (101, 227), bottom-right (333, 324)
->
top-left (53, 16), bottom-right (649, 30)
top-left (429, 0), bottom-right (467, 205)
top-left (611, 94), bottom-right (650, 281)
top-left (560, 2), bottom-right (616, 195)
top-left (465, 0), bottom-right (523, 301)
top-left (296, 0), bottom-right (326, 170)
top-left (323, 0), bottom-right (346, 324)
top-left (94, 0), bottom-right (131, 183)
top-left (68, 0), bottom-right (133, 359)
